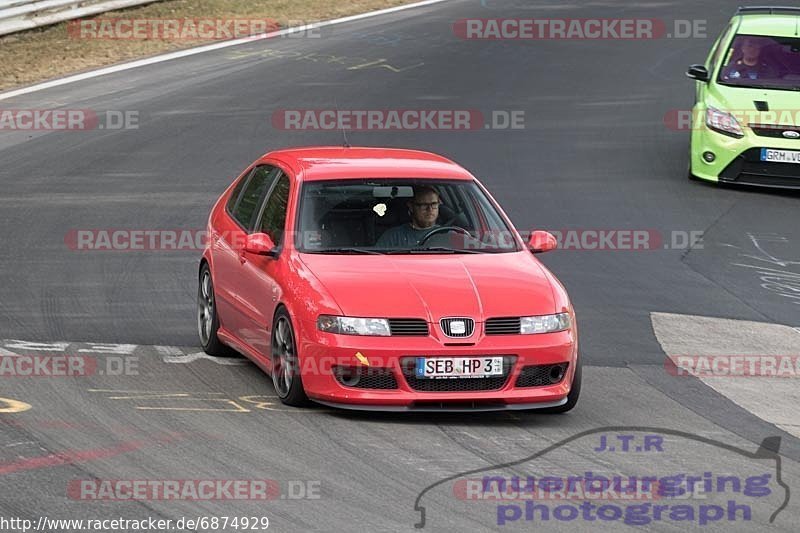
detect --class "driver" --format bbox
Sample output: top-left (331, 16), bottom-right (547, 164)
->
top-left (721, 37), bottom-right (777, 81)
top-left (375, 185), bottom-right (441, 248)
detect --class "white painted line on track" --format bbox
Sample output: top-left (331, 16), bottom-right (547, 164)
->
top-left (0, 0), bottom-right (452, 101)
top-left (161, 352), bottom-right (250, 366)
top-left (154, 345), bottom-right (182, 356)
top-left (2, 339), bottom-right (255, 366)
top-left (651, 312), bottom-right (800, 439)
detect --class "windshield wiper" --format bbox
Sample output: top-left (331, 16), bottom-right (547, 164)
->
top-left (310, 247), bottom-right (384, 255)
top-left (386, 247), bottom-right (483, 254)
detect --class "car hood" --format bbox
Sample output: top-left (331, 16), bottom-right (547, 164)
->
top-left (298, 252), bottom-right (557, 320)
top-left (709, 85), bottom-right (799, 126)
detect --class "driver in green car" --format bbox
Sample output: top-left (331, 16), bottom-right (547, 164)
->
top-left (376, 185), bottom-right (441, 247)
top-left (720, 36), bottom-right (778, 81)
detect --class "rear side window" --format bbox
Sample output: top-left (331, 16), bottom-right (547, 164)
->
top-left (226, 167), bottom-right (254, 213)
top-left (257, 174), bottom-right (290, 245)
top-left (229, 165), bottom-right (280, 230)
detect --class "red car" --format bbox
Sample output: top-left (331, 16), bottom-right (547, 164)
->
top-left (198, 147), bottom-right (580, 412)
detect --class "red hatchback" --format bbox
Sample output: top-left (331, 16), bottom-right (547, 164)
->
top-left (198, 147), bottom-right (580, 412)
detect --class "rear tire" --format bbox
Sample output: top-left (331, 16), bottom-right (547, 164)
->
top-left (197, 263), bottom-right (238, 357)
top-left (540, 356), bottom-right (582, 414)
top-left (271, 309), bottom-right (309, 407)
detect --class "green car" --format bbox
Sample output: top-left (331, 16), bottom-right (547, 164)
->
top-left (687, 6), bottom-right (800, 188)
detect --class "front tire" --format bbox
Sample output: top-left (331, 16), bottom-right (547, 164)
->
top-left (271, 309), bottom-right (309, 406)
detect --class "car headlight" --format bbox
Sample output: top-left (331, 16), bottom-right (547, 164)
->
top-left (520, 313), bottom-right (571, 334)
top-left (705, 106), bottom-right (744, 138)
top-left (317, 315), bottom-right (391, 336)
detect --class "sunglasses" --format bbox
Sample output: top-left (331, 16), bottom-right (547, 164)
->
top-left (412, 202), bottom-right (441, 210)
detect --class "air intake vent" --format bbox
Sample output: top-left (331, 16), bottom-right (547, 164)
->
top-left (754, 100), bottom-right (769, 112)
top-left (515, 363), bottom-right (569, 388)
top-left (485, 317), bottom-right (521, 335)
top-left (333, 366), bottom-right (398, 389)
top-left (388, 318), bottom-right (428, 336)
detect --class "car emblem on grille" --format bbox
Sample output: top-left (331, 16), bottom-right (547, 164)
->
top-left (783, 130), bottom-right (800, 139)
top-left (440, 317), bottom-right (475, 338)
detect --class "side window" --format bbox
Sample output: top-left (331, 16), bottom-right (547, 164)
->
top-left (229, 165), bottom-right (280, 230)
top-left (226, 167), bottom-right (254, 213)
top-left (256, 174), bottom-right (291, 246)
top-left (709, 24), bottom-right (734, 74)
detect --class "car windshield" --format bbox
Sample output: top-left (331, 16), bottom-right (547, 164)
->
top-left (718, 34), bottom-right (800, 90)
top-left (295, 178), bottom-right (520, 254)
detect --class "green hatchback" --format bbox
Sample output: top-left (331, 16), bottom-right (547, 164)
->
top-left (687, 6), bottom-right (800, 188)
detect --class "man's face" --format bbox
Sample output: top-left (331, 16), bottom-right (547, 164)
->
top-left (742, 39), bottom-right (762, 61)
top-left (409, 190), bottom-right (440, 229)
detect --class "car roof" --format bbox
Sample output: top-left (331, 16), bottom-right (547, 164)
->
top-left (734, 9), bottom-right (800, 38)
top-left (259, 146), bottom-right (476, 182)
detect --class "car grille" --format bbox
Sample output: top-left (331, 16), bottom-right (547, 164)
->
top-left (388, 318), bottom-right (428, 336)
top-left (718, 147), bottom-right (800, 188)
top-left (485, 317), bottom-right (521, 335)
top-left (515, 363), bottom-right (569, 388)
top-left (400, 356), bottom-right (514, 392)
top-left (749, 124), bottom-right (800, 139)
top-left (440, 317), bottom-right (475, 338)
top-left (333, 366), bottom-right (398, 389)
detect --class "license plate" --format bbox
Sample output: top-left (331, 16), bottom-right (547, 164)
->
top-left (760, 148), bottom-right (800, 164)
top-left (415, 357), bottom-right (504, 379)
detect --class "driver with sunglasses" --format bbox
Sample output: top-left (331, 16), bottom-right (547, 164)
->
top-left (375, 185), bottom-right (441, 248)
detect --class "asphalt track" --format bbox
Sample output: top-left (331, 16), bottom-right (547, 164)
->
top-left (1, 0), bottom-right (800, 530)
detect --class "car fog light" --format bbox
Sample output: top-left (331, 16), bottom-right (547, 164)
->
top-left (702, 151), bottom-right (716, 163)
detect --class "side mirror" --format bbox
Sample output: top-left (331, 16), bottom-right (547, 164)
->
top-left (528, 230), bottom-right (557, 254)
top-left (244, 232), bottom-right (277, 257)
top-left (686, 64), bottom-right (710, 82)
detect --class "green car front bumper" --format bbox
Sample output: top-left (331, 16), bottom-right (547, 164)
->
top-left (690, 105), bottom-right (800, 188)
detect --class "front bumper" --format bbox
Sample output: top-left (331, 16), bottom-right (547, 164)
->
top-left (296, 320), bottom-right (577, 410)
top-left (690, 115), bottom-right (800, 188)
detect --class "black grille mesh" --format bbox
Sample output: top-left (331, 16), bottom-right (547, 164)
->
top-left (388, 318), bottom-right (428, 336)
top-left (485, 317), bottom-right (521, 335)
top-left (333, 367), bottom-right (398, 389)
top-left (515, 363), bottom-right (569, 388)
top-left (749, 124), bottom-right (800, 139)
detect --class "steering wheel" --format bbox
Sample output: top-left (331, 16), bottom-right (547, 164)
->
top-left (418, 226), bottom-right (471, 246)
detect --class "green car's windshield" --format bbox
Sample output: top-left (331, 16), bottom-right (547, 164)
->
top-left (718, 34), bottom-right (800, 90)
top-left (295, 179), bottom-right (520, 254)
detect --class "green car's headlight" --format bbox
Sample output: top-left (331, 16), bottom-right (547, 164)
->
top-left (706, 106), bottom-right (744, 138)
top-left (520, 313), bottom-right (571, 334)
top-left (317, 315), bottom-right (391, 336)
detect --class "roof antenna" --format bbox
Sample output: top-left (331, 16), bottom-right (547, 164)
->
top-left (341, 125), bottom-right (351, 148)
top-left (334, 98), bottom-right (351, 148)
